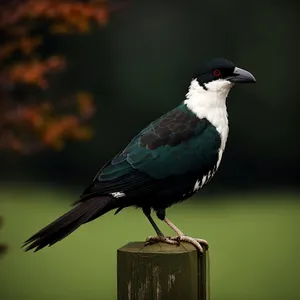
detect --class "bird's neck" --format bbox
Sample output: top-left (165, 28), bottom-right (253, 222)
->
top-left (184, 79), bottom-right (232, 152)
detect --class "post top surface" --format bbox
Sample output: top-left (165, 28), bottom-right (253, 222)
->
top-left (118, 241), bottom-right (200, 254)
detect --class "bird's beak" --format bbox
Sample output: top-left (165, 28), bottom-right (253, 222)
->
top-left (228, 67), bottom-right (256, 83)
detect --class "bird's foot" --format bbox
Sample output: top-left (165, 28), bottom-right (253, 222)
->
top-left (145, 235), bottom-right (208, 253)
top-left (169, 235), bottom-right (208, 253)
top-left (145, 236), bottom-right (179, 246)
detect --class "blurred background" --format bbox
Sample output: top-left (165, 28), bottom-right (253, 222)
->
top-left (0, 1), bottom-right (299, 300)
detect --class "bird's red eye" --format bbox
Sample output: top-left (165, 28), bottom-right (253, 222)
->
top-left (213, 69), bottom-right (221, 77)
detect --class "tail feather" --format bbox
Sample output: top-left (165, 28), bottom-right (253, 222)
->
top-left (23, 196), bottom-right (114, 252)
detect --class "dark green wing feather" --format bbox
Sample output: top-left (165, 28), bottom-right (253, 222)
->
top-left (82, 104), bottom-right (221, 198)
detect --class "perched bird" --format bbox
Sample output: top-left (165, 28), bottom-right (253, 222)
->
top-left (23, 58), bottom-right (256, 253)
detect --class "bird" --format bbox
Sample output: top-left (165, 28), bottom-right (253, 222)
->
top-left (23, 58), bottom-right (256, 253)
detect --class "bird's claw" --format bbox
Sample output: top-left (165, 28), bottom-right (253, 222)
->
top-left (170, 236), bottom-right (208, 253)
top-left (145, 236), bottom-right (179, 246)
top-left (145, 235), bottom-right (208, 253)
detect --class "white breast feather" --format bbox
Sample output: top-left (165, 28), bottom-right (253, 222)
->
top-left (184, 79), bottom-right (234, 191)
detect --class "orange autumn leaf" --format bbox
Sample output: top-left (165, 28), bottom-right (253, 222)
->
top-left (19, 36), bottom-right (42, 55)
top-left (43, 116), bottom-right (78, 146)
top-left (7, 56), bottom-right (65, 88)
top-left (42, 116), bottom-right (93, 150)
top-left (70, 126), bottom-right (93, 140)
top-left (76, 92), bottom-right (95, 119)
top-left (0, 1), bottom-right (109, 30)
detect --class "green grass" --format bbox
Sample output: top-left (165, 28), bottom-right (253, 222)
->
top-left (0, 189), bottom-right (300, 300)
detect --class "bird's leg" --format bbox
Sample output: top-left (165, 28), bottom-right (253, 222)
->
top-left (156, 209), bottom-right (208, 253)
top-left (143, 208), bottom-right (209, 252)
top-left (143, 208), bottom-right (178, 246)
top-left (164, 217), bottom-right (185, 236)
top-left (143, 207), bottom-right (164, 237)
top-left (163, 217), bottom-right (209, 252)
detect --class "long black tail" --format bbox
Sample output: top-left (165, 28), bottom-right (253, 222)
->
top-left (23, 195), bottom-right (115, 252)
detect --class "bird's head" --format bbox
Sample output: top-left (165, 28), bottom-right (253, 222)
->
top-left (193, 58), bottom-right (256, 93)
top-left (185, 58), bottom-right (255, 121)
top-left (185, 58), bottom-right (256, 111)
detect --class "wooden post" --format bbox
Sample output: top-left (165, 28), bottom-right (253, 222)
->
top-left (117, 242), bottom-right (209, 300)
